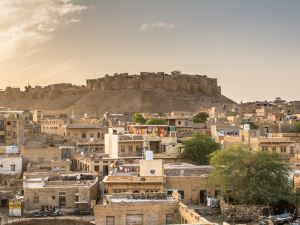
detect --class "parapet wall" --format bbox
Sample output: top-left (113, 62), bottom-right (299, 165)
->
top-left (7, 219), bottom-right (92, 225)
top-left (0, 72), bottom-right (224, 105)
top-left (87, 72), bottom-right (221, 95)
top-left (0, 83), bottom-right (89, 100)
top-left (219, 198), bottom-right (263, 222)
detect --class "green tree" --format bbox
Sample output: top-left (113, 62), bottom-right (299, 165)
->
top-left (209, 144), bottom-right (293, 205)
top-left (132, 113), bottom-right (147, 125)
top-left (291, 121), bottom-right (300, 133)
top-left (181, 134), bottom-right (220, 165)
top-left (193, 112), bottom-right (209, 123)
top-left (146, 118), bottom-right (167, 125)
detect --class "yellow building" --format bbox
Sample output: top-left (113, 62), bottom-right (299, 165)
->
top-left (23, 172), bottom-right (99, 211)
top-left (250, 136), bottom-right (299, 159)
top-left (104, 159), bottom-right (165, 195)
top-left (0, 111), bottom-right (25, 146)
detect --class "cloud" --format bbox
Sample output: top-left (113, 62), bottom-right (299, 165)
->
top-left (140, 22), bottom-right (177, 32)
top-left (0, 0), bottom-right (88, 61)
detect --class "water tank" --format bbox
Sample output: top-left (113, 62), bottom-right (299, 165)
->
top-left (145, 150), bottom-right (153, 160)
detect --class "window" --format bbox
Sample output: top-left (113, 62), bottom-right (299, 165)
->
top-left (178, 190), bottom-right (184, 199)
top-left (129, 145), bottom-right (133, 152)
top-left (167, 190), bottom-right (173, 195)
top-left (135, 145), bottom-right (140, 152)
top-left (261, 146), bottom-right (268, 151)
top-left (33, 195), bottom-right (39, 203)
top-left (59, 196), bottom-right (66, 207)
top-left (166, 214), bottom-right (174, 224)
top-left (10, 164), bottom-right (16, 171)
top-left (94, 165), bottom-right (99, 172)
top-left (280, 146), bottom-right (287, 153)
top-left (6, 121), bottom-right (11, 126)
top-left (290, 146), bottom-right (295, 154)
top-left (272, 147), bottom-right (276, 152)
top-left (120, 145), bottom-right (125, 152)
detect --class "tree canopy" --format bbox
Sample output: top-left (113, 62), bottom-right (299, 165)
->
top-left (193, 112), bottom-right (209, 123)
top-left (181, 134), bottom-right (220, 165)
top-left (209, 145), bottom-right (293, 205)
top-left (291, 121), bottom-right (300, 133)
top-left (132, 113), bottom-right (147, 125)
top-left (146, 118), bottom-right (167, 125)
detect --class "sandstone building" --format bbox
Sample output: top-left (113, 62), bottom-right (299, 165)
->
top-left (0, 111), bottom-right (24, 146)
top-left (23, 172), bottom-right (99, 211)
top-left (94, 192), bottom-right (215, 225)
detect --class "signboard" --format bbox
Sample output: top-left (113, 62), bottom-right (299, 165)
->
top-left (9, 201), bottom-right (22, 217)
top-left (6, 146), bottom-right (19, 154)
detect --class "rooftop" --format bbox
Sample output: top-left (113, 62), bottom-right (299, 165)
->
top-left (164, 163), bottom-right (212, 177)
top-left (24, 172), bottom-right (98, 189)
top-left (105, 193), bottom-right (176, 203)
top-left (67, 124), bottom-right (104, 129)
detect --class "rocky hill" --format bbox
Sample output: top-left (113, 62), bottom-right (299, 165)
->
top-left (0, 72), bottom-right (234, 114)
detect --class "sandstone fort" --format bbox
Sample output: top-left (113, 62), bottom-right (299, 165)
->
top-left (0, 72), bottom-right (233, 113)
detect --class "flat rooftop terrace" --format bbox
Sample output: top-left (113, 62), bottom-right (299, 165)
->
top-left (106, 193), bottom-right (176, 203)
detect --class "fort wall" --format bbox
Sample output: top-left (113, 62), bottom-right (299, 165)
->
top-left (87, 72), bottom-right (221, 95)
top-left (0, 72), bottom-right (222, 101)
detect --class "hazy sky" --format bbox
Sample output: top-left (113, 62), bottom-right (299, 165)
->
top-left (0, 0), bottom-right (299, 102)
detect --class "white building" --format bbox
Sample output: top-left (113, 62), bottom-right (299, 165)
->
top-left (104, 127), bottom-right (125, 158)
top-left (0, 155), bottom-right (22, 174)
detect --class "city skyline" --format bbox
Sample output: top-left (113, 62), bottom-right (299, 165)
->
top-left (1, 0), bottom-right (299, 102)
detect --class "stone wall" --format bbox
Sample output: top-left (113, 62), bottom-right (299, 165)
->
top-left (8, 219), bottom-right (92, 225)
top-left (0, 83), bottom-right (88, 101)
top-left (219, 198), bottom-right (263, 223)
top-left (178, 202), bottom-right (215, 224)
top-left (0, 73), bottom-right (222, 102)
top-left (94, 200), bottom-right (179, 225)
top-left (86, 72), bottom-right (221, 95)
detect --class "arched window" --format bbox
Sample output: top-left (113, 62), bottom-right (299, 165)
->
top-left (82, 133), bottom-right (87, 139)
